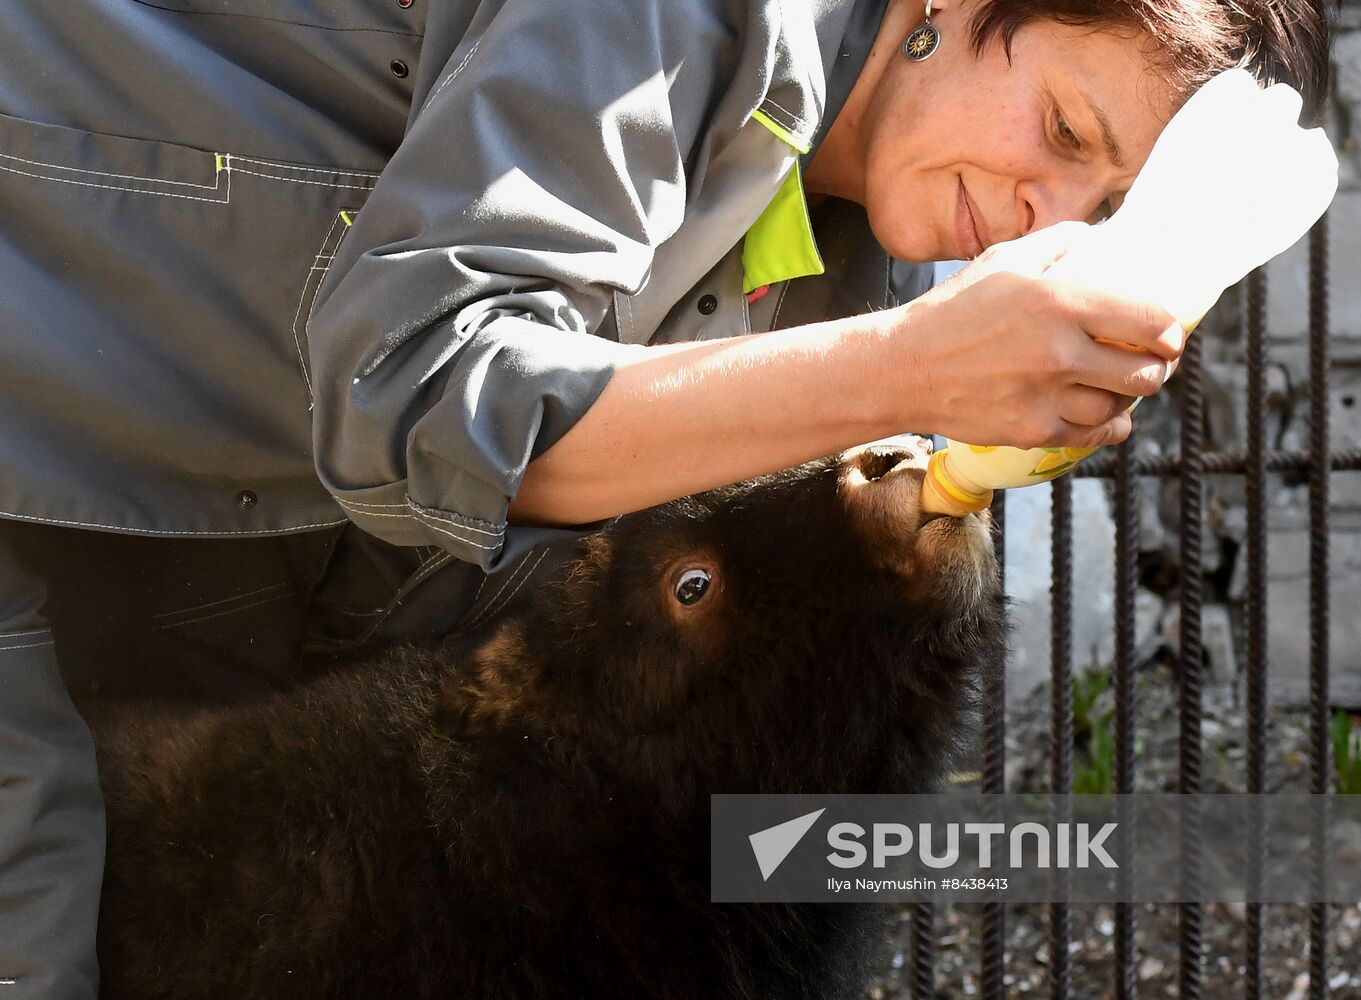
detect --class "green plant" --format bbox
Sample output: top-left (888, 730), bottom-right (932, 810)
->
top-left (1074, 715), bottom-right (1116, 794)
top-left (1073, 667), bottom-right (1117, 794)
top-left (1332, 711), bottom-right (1361, 795)
top-left (1072, 667), bottom-right (1109, 742)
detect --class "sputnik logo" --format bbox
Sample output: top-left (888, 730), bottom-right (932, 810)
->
top-left (748, 808), bottom-right (825, 881)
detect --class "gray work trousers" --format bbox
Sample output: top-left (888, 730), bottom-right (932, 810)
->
top-left (0, 541), bottom-right (102, 1000)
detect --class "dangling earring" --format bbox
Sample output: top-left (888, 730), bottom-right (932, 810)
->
top-left (904, 0), bottom-right (941, 61)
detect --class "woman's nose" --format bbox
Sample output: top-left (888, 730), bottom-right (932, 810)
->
top-left (1020, 189), bottom-right (1055, 235)
top-left (1018, 177), bottom-right (1110, 234)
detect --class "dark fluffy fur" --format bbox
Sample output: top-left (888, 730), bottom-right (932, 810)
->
top-left (93, 451), bottom-right (1006, 1000)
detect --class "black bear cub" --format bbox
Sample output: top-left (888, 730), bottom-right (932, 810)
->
top-left (93, 443), bottom-right (1005, 999)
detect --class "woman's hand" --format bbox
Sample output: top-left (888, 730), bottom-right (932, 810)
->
top-left (898, 221), bottom-right (1187, 449)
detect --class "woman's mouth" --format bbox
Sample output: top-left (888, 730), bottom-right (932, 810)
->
top-left (955, 178), bottom-right (986, 259)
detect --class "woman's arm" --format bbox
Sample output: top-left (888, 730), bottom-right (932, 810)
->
top-left (508, 313), bottom-right (897, 526)
top-left (306, 0), bottom-right (757, 571)
top-left (511, 225), bottom-right (1186, 526)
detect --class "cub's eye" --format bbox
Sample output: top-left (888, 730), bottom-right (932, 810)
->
top-left (673, 568), bottom-right (712, 606)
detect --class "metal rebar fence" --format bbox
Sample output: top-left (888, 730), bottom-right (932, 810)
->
top-left (909, 195), bottom-right (1353, 999)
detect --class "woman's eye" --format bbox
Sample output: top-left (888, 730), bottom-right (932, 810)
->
top-left (1054, 111), bottom-right (1082, 152)
top-left (674, 568), bottom-right (712, 606)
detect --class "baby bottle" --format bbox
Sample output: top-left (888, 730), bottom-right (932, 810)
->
top-left (919, 69), bottom-right (1339, 517)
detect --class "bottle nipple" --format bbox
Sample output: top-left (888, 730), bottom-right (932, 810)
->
top-left (921, 451), bottom-right (993, 517)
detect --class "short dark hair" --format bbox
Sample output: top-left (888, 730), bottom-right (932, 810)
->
top-left (968, 0), bottom-right (1332, 121)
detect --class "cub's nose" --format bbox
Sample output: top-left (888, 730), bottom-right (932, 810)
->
top-left (843, 436), bottom-right (932, 483)
top-left (839, 438), bottom-right (932, 539)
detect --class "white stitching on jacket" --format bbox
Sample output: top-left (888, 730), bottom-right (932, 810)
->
top-left (624, 292), bottom-right (640, 344)
top-left (0, 508), bottom-right (348, 535)
top-left (406, 505), bottom-right (505, 536)
top-left (760, 97), bottom-right (813, 133)
top-left (426, 39), bottom-right (483, 108)
top-left (337, 497), bottom-right (504, 535)
top-left (334, 503), bottom-right (409, 519)
top-left (330, 498), bottom-right (407, 510)
top-left (0, 148), bottom-right (378, 203)
top-left (231, 156), bottom-right (380, 180)
top-left (335, 498), bottom-right (505, 549)
top-left (0, 640), bottom-right (56, 653)
top-left (293, 212), bottom-right (350, 402)
top-left (229, 167), bottom-right (377, 191)
top-left (611, 291), bottom-right (632, 343)
top-left (0, 160), bottom-right (231, 202)
top-left (411, 518), bottom-right (501, 551)
top-left (0, 149), bottom-right (220, 187)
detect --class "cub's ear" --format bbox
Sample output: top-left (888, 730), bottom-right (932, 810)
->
top-left (432, 623), bottom-right (535, 738)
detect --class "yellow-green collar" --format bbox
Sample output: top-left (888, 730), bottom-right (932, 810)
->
top-left (742, 111), bottom-right (825, 294)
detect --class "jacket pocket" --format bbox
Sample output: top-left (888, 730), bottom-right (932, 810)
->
top-left (0, 110), bottom-right (378, 532)
top-left (0, 111), bottom-right (229, 201)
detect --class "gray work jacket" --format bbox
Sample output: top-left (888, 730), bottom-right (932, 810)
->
top-left (0, 0), bottom-right (924, 572)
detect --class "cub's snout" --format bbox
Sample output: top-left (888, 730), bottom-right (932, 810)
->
top-left (837, 439), bottom-right (996, 600)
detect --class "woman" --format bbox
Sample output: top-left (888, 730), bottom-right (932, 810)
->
top-left (308, 0), bottom-right (1327, 567)
top-left (0, 0), bottom-right (1329, 997)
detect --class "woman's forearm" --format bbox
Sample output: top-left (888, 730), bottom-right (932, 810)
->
top-left (507, 226), bottom-right (1185, 528)
top-left (508, 310), bottom-right (911, 526)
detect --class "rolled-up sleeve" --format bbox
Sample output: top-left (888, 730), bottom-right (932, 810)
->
top-left (307, 0), bottom-right (743, 570)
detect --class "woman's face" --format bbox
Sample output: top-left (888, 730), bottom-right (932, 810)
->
top-left (856, 5), bottom-right (1178, 262)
